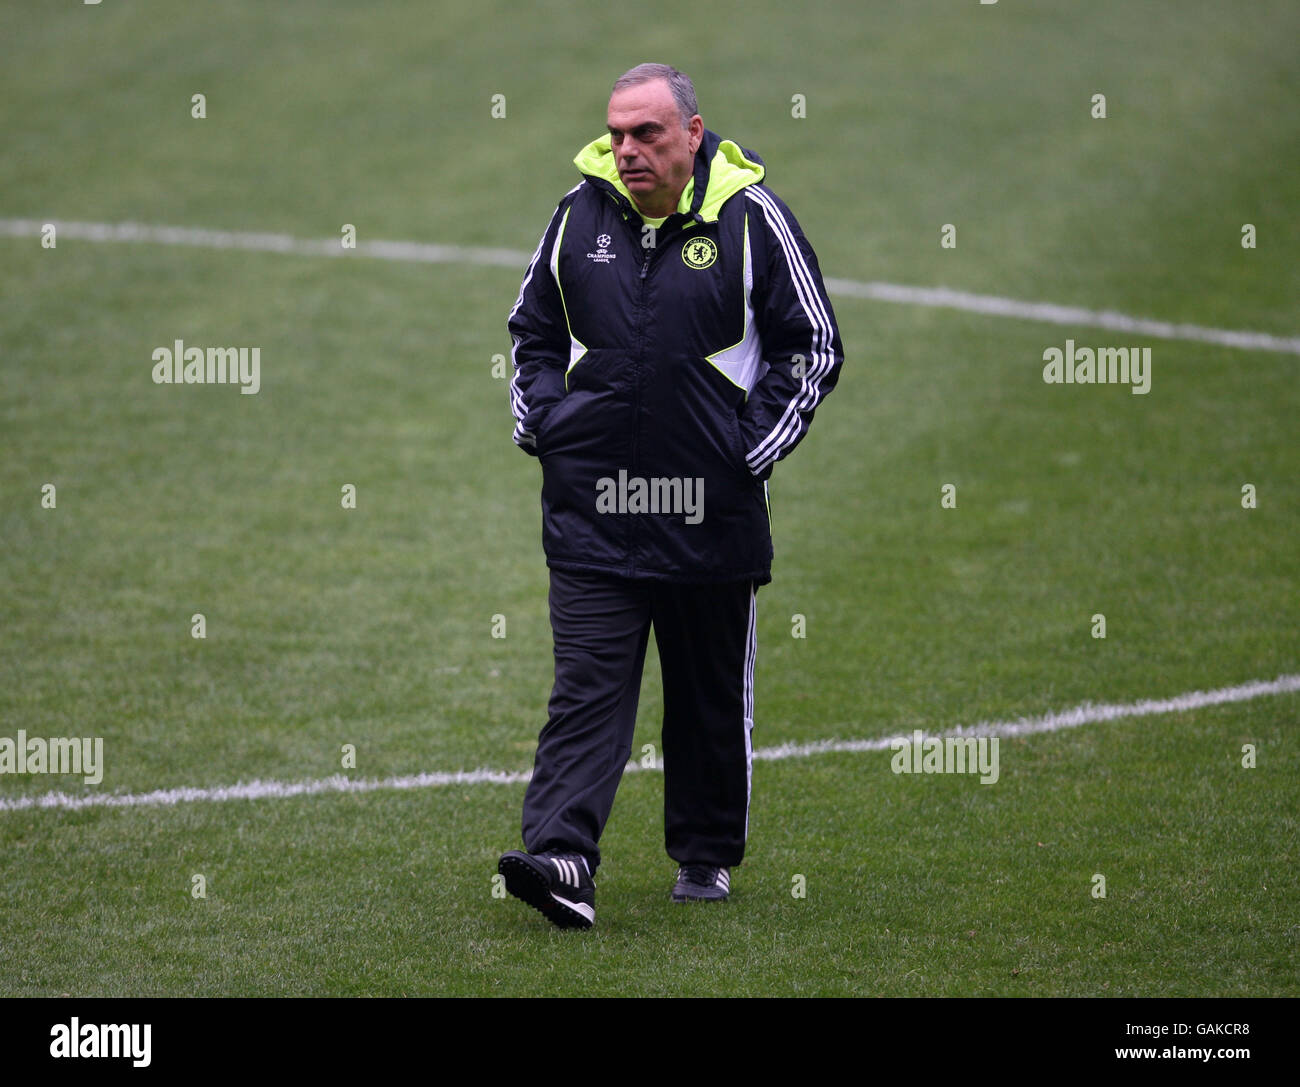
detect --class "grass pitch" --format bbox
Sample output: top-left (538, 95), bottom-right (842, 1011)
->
top-left (1, 0), bottom-right (1296, 997)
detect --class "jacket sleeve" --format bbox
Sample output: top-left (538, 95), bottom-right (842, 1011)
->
top-left (737, 185), bottom-right (844, 481)
top-left (507, 195), bottom-right (575, 455)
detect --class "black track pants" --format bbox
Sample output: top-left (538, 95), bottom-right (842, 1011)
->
top-left (521, 568), bottom-right (758, 874)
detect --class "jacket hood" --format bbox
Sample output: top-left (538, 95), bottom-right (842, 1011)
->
top-left (573, 127), bottom-right (765, 223)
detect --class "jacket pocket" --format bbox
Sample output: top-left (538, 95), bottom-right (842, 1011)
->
top-left (535, 392), bottom-right (582, 457)
top-left (723, 410), bottom-right (752, 477)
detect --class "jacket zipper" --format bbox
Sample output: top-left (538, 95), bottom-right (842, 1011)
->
top-left (629, 235), bottom-right (651, 575)
top-left (614, 191), bottom-right (692, 576)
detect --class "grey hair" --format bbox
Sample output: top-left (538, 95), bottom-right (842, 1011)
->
top-left (611, 63), bottom-right (698, 127)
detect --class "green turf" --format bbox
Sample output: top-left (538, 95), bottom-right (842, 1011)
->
top-left (2, 702), bottom-right (1294, 997)
top-left (1, 0), bottom-right (1297, 996)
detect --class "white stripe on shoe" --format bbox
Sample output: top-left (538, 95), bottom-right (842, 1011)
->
top-left (551, 856), bottom-right (578, 886)
top-left (551, 894), bottom-right (595, 923)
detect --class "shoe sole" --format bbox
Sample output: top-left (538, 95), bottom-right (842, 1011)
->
top-left (498, 853), bottom-right (594, 930)
top-left (671, 890), bottom-right (730, 903)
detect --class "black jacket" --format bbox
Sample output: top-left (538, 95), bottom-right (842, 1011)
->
top-left (508, 127), bottom-right (844, 584)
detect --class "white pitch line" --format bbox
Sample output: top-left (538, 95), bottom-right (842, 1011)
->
top-left (821, 278), bottom-right (1300, 357)
top-left (0, 217), bottom-right (526, 268)
top-left (3, 217), bottom-right (1298, 356)
top-left (752, 673), bottom-right (1300, 760)
top-left (0, 768), bottom-right (532, 814)
top-left (2, 674), bottom-right (1296, 814)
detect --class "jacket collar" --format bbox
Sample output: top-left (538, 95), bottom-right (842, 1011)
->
top-left (573, 127), bottom-right (766, 224)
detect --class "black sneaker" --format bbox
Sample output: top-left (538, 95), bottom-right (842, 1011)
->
top-left (498, 849), bottom-right (595, 929)
top-left (671, 864), bottom-right (731, 902)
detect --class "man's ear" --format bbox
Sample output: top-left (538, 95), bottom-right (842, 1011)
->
top-left (689, 114), bottom-right (704, 154)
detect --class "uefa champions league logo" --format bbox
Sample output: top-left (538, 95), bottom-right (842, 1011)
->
top-left (586, 233), bottom-right (617, 264)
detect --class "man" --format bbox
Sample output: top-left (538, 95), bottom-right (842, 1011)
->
top-left (499, 63), bottom-right (843, 929)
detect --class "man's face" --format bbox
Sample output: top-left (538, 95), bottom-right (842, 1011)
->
top-left (606, 79), bottom-right (703, 215)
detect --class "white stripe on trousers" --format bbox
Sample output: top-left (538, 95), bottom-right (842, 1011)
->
top-left (743, 583), bottom-right (757, 839)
